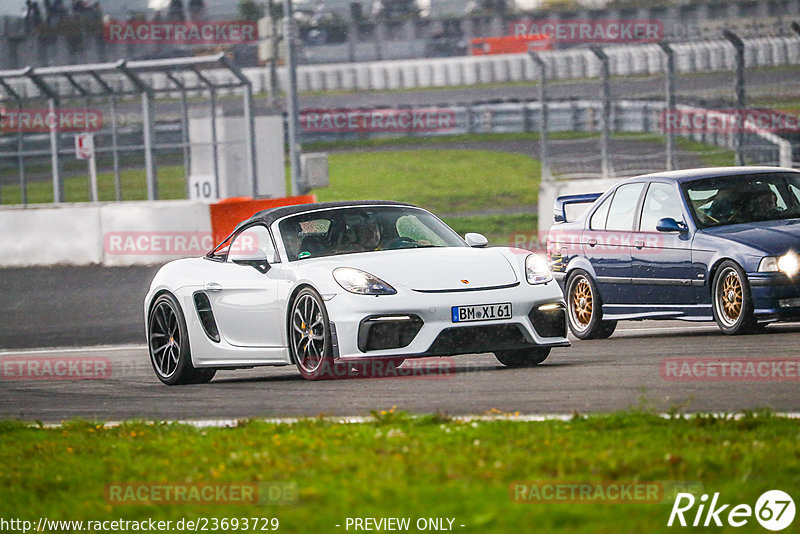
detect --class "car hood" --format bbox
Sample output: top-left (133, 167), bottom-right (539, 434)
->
top-left (700, 218), bottom-right (800, 255)
top-left (319, 247), bottom-right (520, 291)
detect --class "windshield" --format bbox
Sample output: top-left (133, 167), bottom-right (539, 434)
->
top-left (682, 173), bottom-right (800, 229)
top-left (278, 206), bottom-right (468, 261)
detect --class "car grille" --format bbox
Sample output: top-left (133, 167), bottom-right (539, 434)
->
top-left (424, 324), bottom-right (531, 356)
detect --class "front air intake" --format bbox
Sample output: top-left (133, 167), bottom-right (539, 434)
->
top-left (357, 315), bottom-right (423, 352)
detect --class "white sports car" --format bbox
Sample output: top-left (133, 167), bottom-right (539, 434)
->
top-left (144, 201), bottom-right (569, 383)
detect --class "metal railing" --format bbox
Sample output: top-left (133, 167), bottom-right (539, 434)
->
top-left (0, 54), bottom-right (257, 205)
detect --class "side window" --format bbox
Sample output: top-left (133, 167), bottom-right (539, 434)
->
top-left (768, 183), bottom-right (788, 211)
top-left (639, 183), bottom-right (685, 232)
top-left (790, 182), bottom-right (800, 205)
top-left (589, 195), bottom-right (612, 230)
top-left (228, 226), bottom-right (277, 263)
top-left (606, 183), bottom-right (645, 231)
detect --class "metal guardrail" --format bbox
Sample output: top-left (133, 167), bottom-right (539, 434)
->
top-left (0, 54), bottom-right (257, 204)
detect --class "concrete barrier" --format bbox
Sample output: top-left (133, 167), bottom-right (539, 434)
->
top-left (100, 200), bottom-right (213, 267)
top-left (0, 195), bottom-right (324, 267)
top-left (248, 38), bottom-right (800, 96)
top-left (446, 60), bottom-right (464, 86)
top-left (1, 204), bottom-right (103, 267)
top-left (416, 61), bottom-right (433, 87)
top-left (339, 66), bottom-right (356, 91)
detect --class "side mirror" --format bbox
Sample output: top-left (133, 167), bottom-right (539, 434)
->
top-left (656, 217), bottom-right (688, 233)
top-left (465, 232), bottom-right (489, 248)
top-left (231, 249), bottom-right (270, 273)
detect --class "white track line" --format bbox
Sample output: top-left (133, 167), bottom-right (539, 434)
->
top-left (0, 344), bottom-right (147, 356)
top-left (40, 412), bottom-right (800, 429)
top-left (616, 326), bottom-right (717, 334)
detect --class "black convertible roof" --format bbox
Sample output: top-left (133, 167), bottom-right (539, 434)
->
top-left (242, 200), bottom-right (415, 229)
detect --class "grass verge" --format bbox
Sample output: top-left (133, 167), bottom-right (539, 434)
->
top-left (0, 411), bottom-right (797, 533)
top-left (310, 149), bottom-right (540, 214)
top-left (1, 165), bottom-right (188, 205)
top-left (441, 213), bottom-right (538, 246)
top-left (675, 137), bottom-right (736, 167)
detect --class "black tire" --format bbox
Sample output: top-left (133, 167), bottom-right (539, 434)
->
top-left (494, 347), bottom-right (551, 367)
top-left (289, 287), bottom-right (346, 380)
top-left (711, 260), bottom-right (758, 335)
top-left (565, 271), bottom-right (618, 340)
top-left (148, 293), bottom-right (216, 385)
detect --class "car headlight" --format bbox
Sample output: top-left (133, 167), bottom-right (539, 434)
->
top-left (333, 267), bottom-right (397, 295)
top-left (758, 252), bottom-right (800, 277)
top-left (525, 254), bottom-right (553, 285)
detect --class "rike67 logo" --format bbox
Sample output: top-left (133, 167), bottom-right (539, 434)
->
top-left (668, 490), bottom-right (795, 531)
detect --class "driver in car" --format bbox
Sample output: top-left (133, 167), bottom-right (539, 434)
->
top-left (748, 188), bottom-right (780, 221)
top-left (338, 221), bottom-right (382, 253)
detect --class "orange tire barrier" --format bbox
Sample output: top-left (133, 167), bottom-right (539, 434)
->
top-left (470, 34), bottom-right (552, 55)
top-left (209, 195), bottom-right (317, 245)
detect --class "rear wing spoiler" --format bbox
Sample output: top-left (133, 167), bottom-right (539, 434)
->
top-left (553, 193), bottom-right (602, 223)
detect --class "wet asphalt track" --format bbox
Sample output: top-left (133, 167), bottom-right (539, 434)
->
top-left (1, 267), bottom-right (799, 422)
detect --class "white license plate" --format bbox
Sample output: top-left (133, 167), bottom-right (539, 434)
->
top-left (451, 303), bottom-right (512, 323)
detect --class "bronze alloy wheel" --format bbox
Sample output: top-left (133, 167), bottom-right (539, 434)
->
top-left (569, 275), bottom-right (593, 331)
top-left (565, 271), bottom-right (617, 340)
top-left (715, 266), bottom-right (743, 328)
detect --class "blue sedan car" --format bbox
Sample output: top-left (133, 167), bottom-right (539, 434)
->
top-left (547, 167), bottom-right (800, 338)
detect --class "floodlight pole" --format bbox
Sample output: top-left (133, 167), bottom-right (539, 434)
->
top-left (0, 80), bottom-right (26, 205)
top-left (284, 0), bottom-right (304, 196)
top-left (590, 46), bottom-right (612, 179)
top-left (25, 68), bottom-right (63, 203)
top-left (17, 101), bottom-right (26, 205)
top-left (166, 71), bottom-right (192, 198)
top-left (119, 61), bottom-right (158, 200)
top-left (723, 29), bottom-right (746, 166)
top-left (528, 51), bottom-right (551, 182)
top-left (220, 55), bottom-right (259, 198)
top-left (658, 42), bottom-right (676, 171)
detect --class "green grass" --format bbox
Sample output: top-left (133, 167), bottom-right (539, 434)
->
top-left (1, 133), bottom-right (736, 209)
top-left (303, 131), bottom-right (600, 152)
top-left (1, 412), bottom-right (798, 533)
top-left (441, 213), bottom-right (539, 246)
top-left (1, 165), bottom-right (188, 205)
top-left (310, 150), bottom-right (540, 214)
top-left (674, 137), bottom-right (737, 167)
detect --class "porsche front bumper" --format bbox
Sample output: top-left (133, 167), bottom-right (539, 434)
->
top-left (324, 280), bottom-right (570, 361)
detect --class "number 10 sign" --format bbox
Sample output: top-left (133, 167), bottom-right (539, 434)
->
top-left (189, 175), bottom-right (218, 203)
